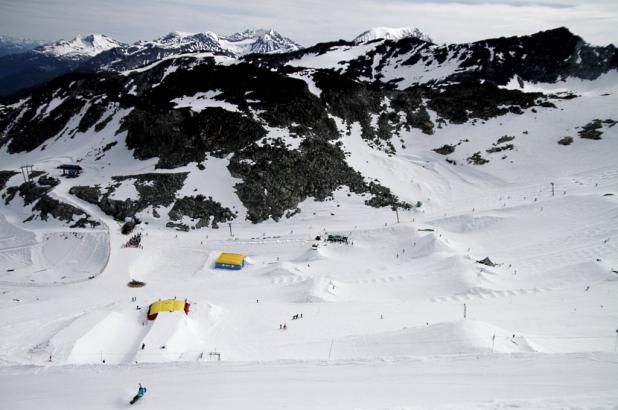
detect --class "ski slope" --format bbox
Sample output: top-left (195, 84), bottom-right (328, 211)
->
top-left (0, 74), bottom-right (617, 408)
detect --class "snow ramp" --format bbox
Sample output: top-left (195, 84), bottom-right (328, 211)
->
top-left (134, 312), bottom-right (205, 363)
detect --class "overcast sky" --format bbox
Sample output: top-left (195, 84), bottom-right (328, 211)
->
top-left (0, 0), bottom-right (616, 46)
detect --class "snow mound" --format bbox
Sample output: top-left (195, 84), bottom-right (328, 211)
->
top-left (66, 311), bottom-right (146, 364)
top-left (294, 277), bottom-right (345, 303)
top-left (333, 320), bottom-right (536, 359)
top-left (134, 312), bottom-right (205, 363)
top-left (294, 246), bottom-right (330, 262)
top-left (407, 233), bottom-right (454, 259)
top-left (49, 305), bottom-right (217, 365)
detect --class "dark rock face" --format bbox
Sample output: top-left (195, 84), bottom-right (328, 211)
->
top-left (578, 119), bottom-right (616, 140)
top-left (558, 136), bottom-right (574, 145)
top-left (477, 257), bottom-right (496, 267)
top-left (0, 170), bottom-right (18, 190)
top-left (168, 195), bottom-right (236, 228)
top-left (32, 195), bottom-right (99, 228)
top-left (467, 152), bottom-right (490, 165)
top-left (0, 72), bottom-right (125, 153)
top-left (121, 63), bottom-right (337, 168)
top-left (123, 107), bottom-right (267, 168)
top-left (423, 83), bottom-right (543, 124)
top-left (2, 172), bottom-right (98, 227)
top-left (434, 144), bottom-right (455, 155)
top-left (4, 180), bottom-right (52, 206)
top-left (229, 138), bottom-right (408, 222)
top-left (579, 119), bottom-right (604, 140)
top-left (458, 28), bottom-right (618, 84)
top-left (70, 173), bottom-right (188, 221)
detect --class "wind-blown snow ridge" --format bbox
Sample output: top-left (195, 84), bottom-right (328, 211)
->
top-left (353, 26), bottom-right (432, 44)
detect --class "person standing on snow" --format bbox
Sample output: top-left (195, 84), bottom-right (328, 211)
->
top-left (130, 383), bottom-right (147, 405)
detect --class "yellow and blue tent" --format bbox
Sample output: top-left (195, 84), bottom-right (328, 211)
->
top-left (148, 299), bottom-right (190, 320)
top-left (215, 253), bottom-right (245, 270)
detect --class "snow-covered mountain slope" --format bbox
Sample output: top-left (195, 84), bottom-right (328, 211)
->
top-left (85, 29), bottom-right (300, 72)
top-left (0, 29), bottom-right (300, 98)
top-left (254, 27), bottom-right (617, 89)
top-left (1, 28), bottom-right (616, 228)
top-left (220, 28), bottom-right (302, 55)
top-left (0, 34), bottom-right (124, 99)
top-left (34, 34), bottom-right (124, 58)
top-left (1, 27), bottom-right (618, 409)
top-left (353, 26), bottom-right (432, 44)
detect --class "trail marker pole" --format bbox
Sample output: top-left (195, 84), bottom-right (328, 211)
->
top-left (491, 334), bottom-right (496, 352)
top-left (328, 339), bottom-right (334, 361)
top-left (551, 182), bottom-right (555, 197)
top-left (395, 207), bottom-right (400, 223)
top-left (228, 223), bottom-right (233, 237)
top-left (463, 303), bottom-right (467, 319)
top-left (614, 329), bottom-right (618, 352)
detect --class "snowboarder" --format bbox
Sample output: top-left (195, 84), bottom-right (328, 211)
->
top-left (130, 383), bottom-right (147, 405)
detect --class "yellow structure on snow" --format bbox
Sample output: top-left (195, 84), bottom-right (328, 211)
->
top-left (215, 252), bottom-right (245, 270)
top-left (148, 299), bottom-right (190, 320)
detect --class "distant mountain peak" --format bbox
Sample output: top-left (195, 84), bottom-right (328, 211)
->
top-left (138, 29), bottom-right (301, 56)
top-left (220, 28), bottom-right (302, 55)
top-left (35, 34), bottom-right (123, 58)
top-left (353, 27), bottom-right (432, 44)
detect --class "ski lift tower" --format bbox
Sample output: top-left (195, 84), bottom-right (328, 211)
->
top-left (19, 165), bottom-right (34, 183)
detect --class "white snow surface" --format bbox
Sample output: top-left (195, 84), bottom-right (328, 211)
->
top-left (171, 91), bottom-right (240, 113)
top-left (0, 68), bottom-right (618, 409)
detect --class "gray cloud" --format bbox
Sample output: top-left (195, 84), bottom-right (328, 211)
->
top-left (0, 0), bottom-right (616, 46)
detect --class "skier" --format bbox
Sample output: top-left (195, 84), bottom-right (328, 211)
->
top-left (130, 383), bottom-right (147, 405)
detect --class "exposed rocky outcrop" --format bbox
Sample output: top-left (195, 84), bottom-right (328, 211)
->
top-left (0, 170), bottom-right (18, 190)
top-left (2, 172), bottom-right (98, 227)
top-left (70, 172), bottom-right (188, 221)
top-left (477, 257), bottom-right (496, 267)
top-left (229, 138), bottom-right (408, 223)
top-left (578, 119), bottom-right (616, 140)
top-left (467, 152), bottom-right (490, 165)
top-left (31, 195), bottom-right (99, 228)
top-left (433, 144), bottom-right (455, 155)
top-left (168, 195), bottom-right (236, 228)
